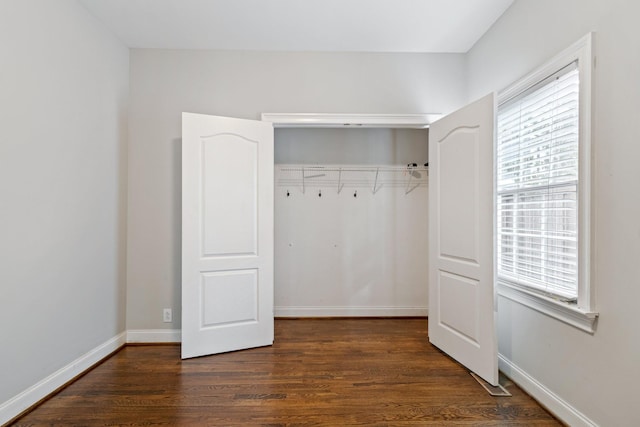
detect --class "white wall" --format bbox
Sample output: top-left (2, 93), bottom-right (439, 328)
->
top-left (0, 0), bottom-right (129, 414)
top-left (275, 128), bottom-right (429, 165)
top-left (467, 1), bottom-right (640, 425)
top-left (275, 128), bottom-right (428, 316)
top-left (128, 49), bottom-right (465, 329)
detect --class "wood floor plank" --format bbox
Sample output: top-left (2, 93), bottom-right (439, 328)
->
top-left (10, 319), bottom-right (560, 426)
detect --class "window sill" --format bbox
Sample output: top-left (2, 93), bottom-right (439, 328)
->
top-left (498, 282), bottom-right (598, 334)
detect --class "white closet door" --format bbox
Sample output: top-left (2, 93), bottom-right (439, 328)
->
top-left (428, 93), bottom-right (498, 385)
top-left (181, 112), bottom-right (274, 359)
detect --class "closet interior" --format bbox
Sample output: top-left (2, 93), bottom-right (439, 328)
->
top-left (273, 127), bottom-right (430, 317)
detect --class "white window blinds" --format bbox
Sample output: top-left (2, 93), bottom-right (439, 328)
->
top-left (497, 62), bottom-right (580, 300)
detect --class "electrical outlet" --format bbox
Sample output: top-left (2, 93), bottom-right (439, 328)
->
top-left (163, 308), bottom-right (172, 323)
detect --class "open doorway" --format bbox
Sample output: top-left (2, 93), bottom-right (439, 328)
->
top-left (273, 127), bottom-right (429, 317)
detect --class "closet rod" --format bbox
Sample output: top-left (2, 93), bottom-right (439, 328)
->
top-left (279, 166), bottom-right (428, 173)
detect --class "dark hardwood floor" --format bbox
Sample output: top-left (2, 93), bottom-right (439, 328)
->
top-left (11, 319), bottom-right (560, 426)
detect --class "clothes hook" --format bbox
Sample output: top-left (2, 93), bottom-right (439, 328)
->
top-left (354, 190), bottom-right (357, 198)
top-left (286, 190), bottom-right (290, 197)
top-left (318, 189), bottom-right (322, 197)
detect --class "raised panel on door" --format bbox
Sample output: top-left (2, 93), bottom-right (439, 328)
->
top-left (202, 134), bottom-right (258, 257)
top-left (428, 93), bottom-right (498, 386)
top-left (182, 112), bottom-right (274, 359)
top-left (438, 128), bottom-right (479, 264)
top-left (201, 269), bottom-right (258, 327)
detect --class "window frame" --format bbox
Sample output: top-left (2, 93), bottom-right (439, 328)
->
top-left (496, 33), bottom-right (598, 333)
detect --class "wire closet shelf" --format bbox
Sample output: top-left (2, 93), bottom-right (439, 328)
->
top-left (276, 164), bottom-right (429, 195)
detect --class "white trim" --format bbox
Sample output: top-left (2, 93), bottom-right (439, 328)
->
top-left (126, 329), bottom-right (182, 343)
top-left (261, 113), bottom-right (441, 128)
top-left (498, 283), bottom-right (598, 333)
top-left (0, 332), bottom-right (126, 426)
top-left (275, 306), bottom-right (428, 317)
top-left (499, 354), bottom-right (598, 427)
top-left (498, 33), bottom-right (593, 106)
top-left (577, 33), bottom-right (594, 311)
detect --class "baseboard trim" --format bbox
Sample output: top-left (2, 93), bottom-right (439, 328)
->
top-left (275, 306), bottom-right (428, 317)
top-left (498, 354), bottom-right (597, 427)
top-left (0, 331), bottom-right (126, 426)
top-left (126, 329), bottom-right (182, 343)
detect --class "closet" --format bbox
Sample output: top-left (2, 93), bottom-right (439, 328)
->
top-left (273, 127), bottom-right (429, 317)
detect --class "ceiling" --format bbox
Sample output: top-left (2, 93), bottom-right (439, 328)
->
top-left (79, 0), bottom-right (514, 53)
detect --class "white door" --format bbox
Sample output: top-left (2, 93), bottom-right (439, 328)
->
top-left (181, 112), bottom-right (274, 359)
top-left (428, 93), bottom-right (498, 385)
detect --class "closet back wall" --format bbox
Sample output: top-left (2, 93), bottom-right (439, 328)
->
top-left (275, 128), bottom-right (428, 316)
top-left (128, 49), bottom-right (466, 330)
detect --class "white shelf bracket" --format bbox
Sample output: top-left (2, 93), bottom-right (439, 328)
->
top-left (372, 167), bottom-right (381, 194)
top-left (405, 167), bottom-right (421, 194)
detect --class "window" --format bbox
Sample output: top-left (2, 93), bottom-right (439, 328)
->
top-left (497, 63), bottom-right (579, 300)
top-left (496, 34), bottom-right (598, 333)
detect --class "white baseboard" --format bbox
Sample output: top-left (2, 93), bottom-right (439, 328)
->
top-left (126, 329), bottom-right (182, 343)
top-left (275, 306), bottom-right (428, 317)
top-left (0, 331), bottom-right (126, 426)
top-left (498, 354), bottom-right (597, 427)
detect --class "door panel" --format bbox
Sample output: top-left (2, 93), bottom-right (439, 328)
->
top-left (438, 271), bottom-right (479, 344)
top-left (182, 112), bottom-right (274, 359)
top-left (428, 93), bottom-right (498, 385)
top-left (201, 269), bottom-right (258, 327)
top-left (202, 134), bottom-right (258, 257)
top-left (438, 128), bottom-right (479, 263)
